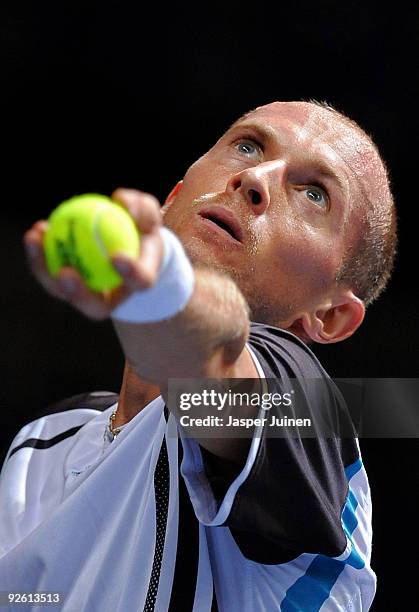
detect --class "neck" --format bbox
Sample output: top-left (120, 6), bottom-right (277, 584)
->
top-left (114, 362), bottom-right (160, 428)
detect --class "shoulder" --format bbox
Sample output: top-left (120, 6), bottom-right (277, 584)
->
top-left (248, 321), bottom-right (327, 378)
top-left (0, 391), bottom-right (119, 555)
top-left (2, 391), bottom-right (119, 467)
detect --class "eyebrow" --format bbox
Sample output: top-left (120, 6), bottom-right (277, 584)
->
top-left (227, 121), bottom-right (349, 199)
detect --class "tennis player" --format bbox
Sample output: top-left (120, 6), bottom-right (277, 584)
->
top-left (0, 101), bottom-right (396, 611)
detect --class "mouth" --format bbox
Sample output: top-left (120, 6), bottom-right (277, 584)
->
top-left (198, 206), bottom-right (244, 244)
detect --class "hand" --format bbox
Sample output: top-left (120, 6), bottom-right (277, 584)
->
top-left (23, 188), bottom-right (165, 320)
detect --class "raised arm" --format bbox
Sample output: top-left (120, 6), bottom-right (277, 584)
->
top-left (23, 188), bottom-right (259, 461)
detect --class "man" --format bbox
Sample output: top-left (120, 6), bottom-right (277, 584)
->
top-left (0, 101), bottom-right (396, 611)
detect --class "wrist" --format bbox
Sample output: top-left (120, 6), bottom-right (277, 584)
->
top-left (111, 226), bottom-right (195, 324)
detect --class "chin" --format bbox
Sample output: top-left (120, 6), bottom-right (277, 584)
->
top-left (183, 241), bottom-right (233, 277)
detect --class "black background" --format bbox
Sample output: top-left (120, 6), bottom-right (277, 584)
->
top-left (1, 2), bottom-right (418, 609)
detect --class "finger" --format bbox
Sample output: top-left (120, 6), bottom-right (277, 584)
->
top-left (23, 223), bottom-right (69, 300)
top-left (111, 188), bottom-right (162, 234)
top-left (56, 268), bottom-right (111, 320)
top-left (23, 221), bottom-right (48, 259)
top-left (111, 229), bottom-right (164, 293)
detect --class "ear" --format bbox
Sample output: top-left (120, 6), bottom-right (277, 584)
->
top-left (300, 291), bottom-right (365, 344)
top-left (163, 180), bottom-right (183, 207)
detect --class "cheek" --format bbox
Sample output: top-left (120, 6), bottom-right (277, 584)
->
top-left (182, 153), bottom-right (235, 195)
top-left (182, 157), bottom-right (213, 189)
top-left (253, 223), bottom-right (339, 301)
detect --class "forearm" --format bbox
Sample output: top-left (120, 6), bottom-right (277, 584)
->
top-left (112, 266), bottom-right (251, 387)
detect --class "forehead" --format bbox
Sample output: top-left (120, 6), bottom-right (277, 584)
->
top-left (233, 103), bottom-right (363, 168)
top-left (234, 102), bottom-right (353, 141)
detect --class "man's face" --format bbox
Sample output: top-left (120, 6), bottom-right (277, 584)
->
top-left (162, 102), bottom-right (373, 326)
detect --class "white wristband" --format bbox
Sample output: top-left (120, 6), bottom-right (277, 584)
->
top-left (111, 226), bottom-right (195, 323)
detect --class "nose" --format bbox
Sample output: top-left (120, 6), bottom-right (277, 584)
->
top-left (225, 160), bottom-right (286, 215)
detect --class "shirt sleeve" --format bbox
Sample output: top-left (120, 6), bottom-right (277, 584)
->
top-left (179, 322), bottom-right (359, 564)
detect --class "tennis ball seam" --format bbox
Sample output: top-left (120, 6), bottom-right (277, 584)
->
top-left (45, 195), bottom-right (140, 292)
top-left (92, 204), bottom-right (112, 260)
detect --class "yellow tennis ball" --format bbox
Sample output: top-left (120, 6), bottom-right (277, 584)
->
top-left (44, 194), bottom-right (141, 292)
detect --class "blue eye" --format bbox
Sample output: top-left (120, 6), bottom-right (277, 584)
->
top-left (305, 186), bottom-right (329, 210)
top-left (235, 140), bottom-right (260, 157)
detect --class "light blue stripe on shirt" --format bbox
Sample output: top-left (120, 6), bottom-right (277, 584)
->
top-left (281, 457), bottom-right (364, 611)
top-left (344, 457), bottom-right (362, 480)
